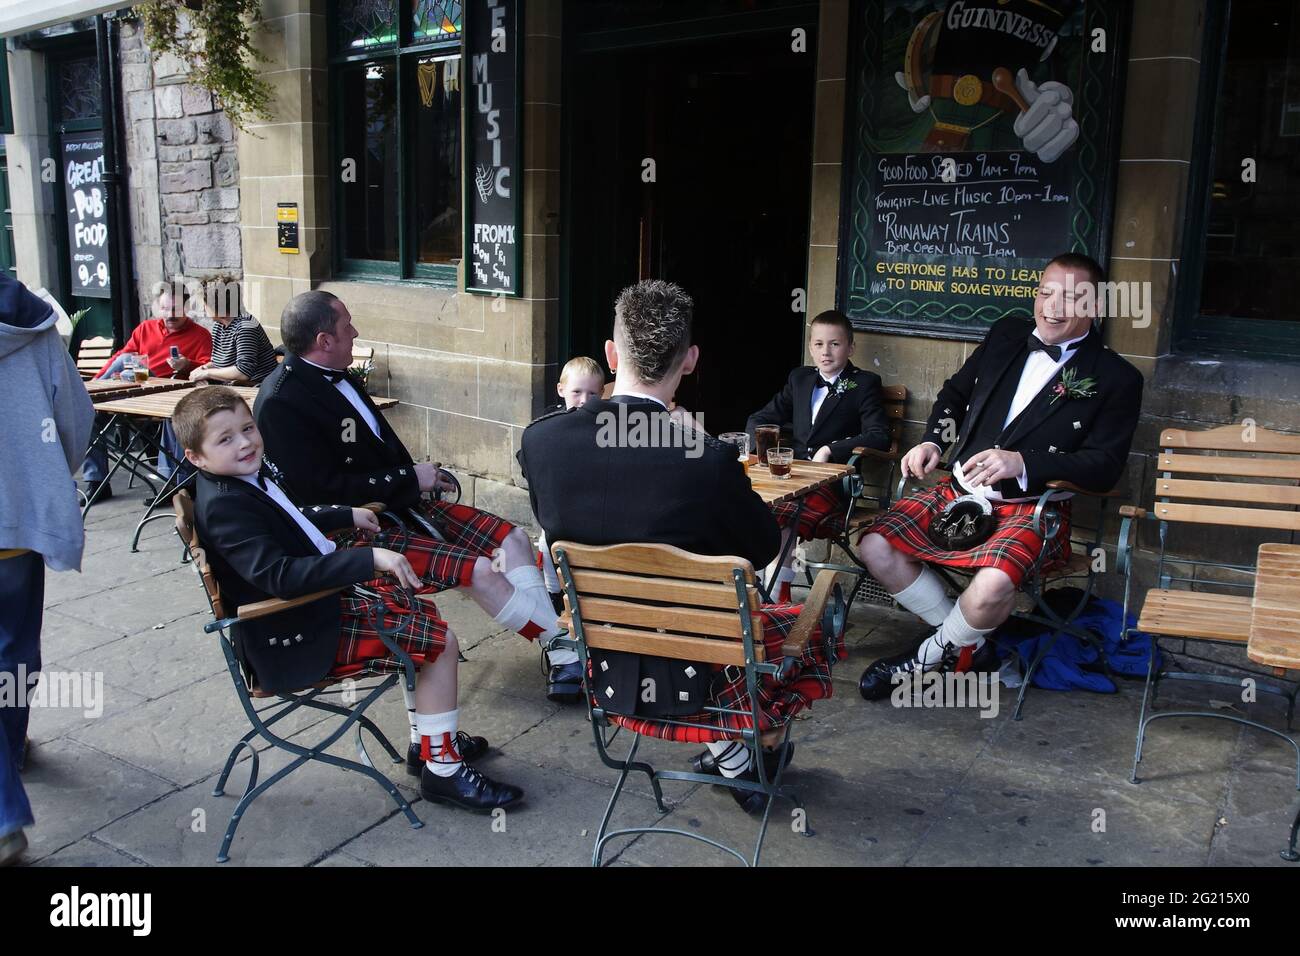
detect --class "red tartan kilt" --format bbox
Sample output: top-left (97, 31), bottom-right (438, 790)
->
top-left (330, 586), bottom-right (449, 679)
top-left (606, 603), bottom-right (842, 745)
top-left (868, 478), bottom-right (1070, 588)
top-left (769, 486), bottom-right (846, 540)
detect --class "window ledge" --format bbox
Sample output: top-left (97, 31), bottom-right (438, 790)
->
top-left (1149, 352), bottom-right (1300, 431)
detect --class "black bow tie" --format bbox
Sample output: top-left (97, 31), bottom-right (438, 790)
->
top-left (254, 473), bottom-right (267, 490)
top-left (1026, 337), bottom-right (1062, 362)
top-left (816, 376), bottom-right (837, 390)
top-left (321, 368), bottom-right (348, 384)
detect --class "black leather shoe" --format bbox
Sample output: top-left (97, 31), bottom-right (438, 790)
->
top-left (859, 638), bottom-right (1001, 701)
top-left (726, 767), bottom-right (770, 816)
top-left (84, 479), bottom-right (113, 504)
top-left (547, 659), bottom-right (583, 704)
top-left (405, 732), bottom-right (489, 776)
top-left (692, 743), bottom-right (794, 779)
top-left (419, 763), bottom-right (523, 814)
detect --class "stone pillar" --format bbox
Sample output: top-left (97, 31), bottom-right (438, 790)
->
top-left (3, 46), bottom-right (61, 292)
top-left (238, 0), bottom-right (327, 329)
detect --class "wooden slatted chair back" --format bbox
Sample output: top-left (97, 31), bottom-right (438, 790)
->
top-left (1153, 425), bottom-right (1300, 534)
top-left (552, 541), bottom-right (764, 667)
top-left (76, 336), bottom-right (114, 379)
top-left (878, 384), bottom-right (906, 458)
top-left (173, 490), bottom-right (227, 620)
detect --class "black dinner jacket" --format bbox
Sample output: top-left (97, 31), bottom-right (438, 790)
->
top-left (745, 361), bottom-right (891, 462)
top-left (923, 316), bottom-right (1145, 499)
top-left (254, 353), bottom-right (420, 509)
top-left (518, 398), bottom-right (780, 572)
top-left (194, 469), bottom-right (374, 694)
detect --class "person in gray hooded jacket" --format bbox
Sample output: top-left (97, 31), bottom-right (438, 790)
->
top-left (0, 273), bottom-right (94, 865)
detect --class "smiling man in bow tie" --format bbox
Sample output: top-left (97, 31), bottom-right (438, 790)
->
top-left (856, 253), bottom-right (1143, 700)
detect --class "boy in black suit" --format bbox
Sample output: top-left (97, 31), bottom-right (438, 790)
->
top-left (519, 280), bottom-right (843, 815)
top-left (176, 386), bottom-right (522, 813)
top-left (253, 292), bottom-right (576, 701)
top-left (857, 253), bottom-right (1144, 698)
top-left (746, 309), bottom-right (891, 602)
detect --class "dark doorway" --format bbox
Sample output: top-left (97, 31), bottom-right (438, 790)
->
top-left (563, 21), bottom-right (817, 432)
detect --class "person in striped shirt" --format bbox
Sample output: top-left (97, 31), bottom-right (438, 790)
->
top-left (155, 276), bottom-right (278, 498)
top-left (188, 276), bottom-right (278, 386)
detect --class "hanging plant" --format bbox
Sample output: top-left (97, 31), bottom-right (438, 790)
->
top-left (136, 0), bottom-right (273, 131)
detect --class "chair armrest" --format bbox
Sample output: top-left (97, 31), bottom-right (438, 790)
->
top-left (236, 588), bottom-right (342, 622)
top-left (1046, 480), bottom-right (1125, 498)
top-left (850, 445), bottom-right (900, 462)
top-left (360, 501), bottom-right (386, 513)
top-left (1118, 504), bottom-right (1147, 519)
top-left (782, 570), bottom-right (844, 658)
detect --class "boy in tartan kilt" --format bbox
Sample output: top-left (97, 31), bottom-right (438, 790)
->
top-left (746, 310), bottom-right (891, 602)
top-left (857, 254), bottom-right (1143, 700)
top-left (254, 291), bottom-right (579, 704)
top-left (177, 386), bottom-right (524, 814)
top-left (520, 280), bottom-right (843, 816)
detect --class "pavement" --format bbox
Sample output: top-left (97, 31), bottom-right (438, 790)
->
top-left (18, 475), bottom-right (1300, 867)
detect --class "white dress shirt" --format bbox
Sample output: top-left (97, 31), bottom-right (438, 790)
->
top-left (810, 370), bottom-right (841, 425)
top-left (934, 329), bottom-right (1089, 501)
top-left (300, 356), bottom-right (381, 439)
top-left (236, 473), bottom-right (336, 556)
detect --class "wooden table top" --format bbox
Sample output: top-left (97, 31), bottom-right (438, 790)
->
top-left (747, 459), bottom-right (852, 506)
top-left (1248, 543), bottom-right (1300, 672)
top-left (85, 377), bottom-right (193, 401)
top-left (95, 385), bottom-right (399, 418)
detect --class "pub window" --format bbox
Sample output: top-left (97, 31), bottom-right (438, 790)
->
top-left (330, 0), bottom-right (463, 283)
top-left (1178, 0), bottom-right (1300, 357)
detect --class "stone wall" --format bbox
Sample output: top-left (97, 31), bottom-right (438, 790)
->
top-left (119, 13), bottom-right (242, 324)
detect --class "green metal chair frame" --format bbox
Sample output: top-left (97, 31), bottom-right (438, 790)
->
top-left (173, 491), bottom-right (423, 863)
top-left (549, 541), bottom-right (846, 867)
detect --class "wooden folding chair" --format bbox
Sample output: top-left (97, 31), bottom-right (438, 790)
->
top-left (172, 491), bottom-right (423, 863)
top-left (548, 541), bottom-right (846, 866)
top-left (803, 384), bottom-right (907, 608)
top-left (1118, 426), bottom-right (1300, 827)
top-left (75, 335), bottom-right (114, 380)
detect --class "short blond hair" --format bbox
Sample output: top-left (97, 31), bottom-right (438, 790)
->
top-left (559, 356), bottom-right (605, 386)
top-left (173, 386), bottom-right (249, 452)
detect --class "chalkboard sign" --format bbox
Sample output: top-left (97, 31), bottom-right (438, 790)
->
top-left (463, 0), bottom-right (522, 297)
top-left (839, 0), bottom-right (1128, 339)
top-left (62, 132), bottom-right (111, 299)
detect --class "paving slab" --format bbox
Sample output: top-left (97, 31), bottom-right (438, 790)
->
top-left (34, 837), bottom-right (146, 867)
top-left (19, 738), bottom-right (176, 863)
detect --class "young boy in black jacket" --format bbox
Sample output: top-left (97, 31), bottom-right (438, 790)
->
top-left (746, 309), bottom-right (891, 602)
top-left (175, 386), bottom-right (521, 814)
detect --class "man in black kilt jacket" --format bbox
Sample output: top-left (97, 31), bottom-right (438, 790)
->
top-left (857, 253), bottom-right (1143, 698)
top-left (518, 280), bottom-right (844, 815)
top-left (254, 291), bottom-right (581, 704)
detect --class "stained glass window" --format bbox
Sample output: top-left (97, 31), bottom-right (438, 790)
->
top-left (336, 0), bottom-right (398, 53)
top-left (59, 56), bottom-right (101, 123)
top-left (412, 0), bottom-right (463, 42)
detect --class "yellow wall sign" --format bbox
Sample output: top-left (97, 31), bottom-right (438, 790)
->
top-left (276, 202), bottom-right (299, 254)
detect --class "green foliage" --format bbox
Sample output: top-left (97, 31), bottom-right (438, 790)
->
top-left (68, 307), bottom-right (91, 330)
top-left (136, 0), bottom-right (273, 131)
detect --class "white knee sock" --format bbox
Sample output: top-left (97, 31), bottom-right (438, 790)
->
top-left (504, 564), bottom-right (577, 666)
top-left (910, 602), bottom-right (994, 669)
top-left (493, 583), bottom-right (578, 665)
top-left (891, 566), bottom-right (955, 627)
top-left (402, 686), bottom-right (419, 744)
top-left (415, 709), bottom-right (462, 777)
top-left (705, 740), bottom-right (753, 778)
top-left (938, 599), bottom-right (993, 649)
top-left (539, 541), bottom-right (562, 594)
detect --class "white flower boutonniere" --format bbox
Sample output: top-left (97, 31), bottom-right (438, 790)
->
top-left (832, 377), bottom-right (858, 397)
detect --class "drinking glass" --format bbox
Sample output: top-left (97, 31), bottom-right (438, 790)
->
top-left (718, 432), bottom-right (750, 472)
top-left (768, 446), bottom-right (794, 479)
top-left (135, 353), bottom-right (151, 382)
top-left (755, 425), bottom-right (780, 464)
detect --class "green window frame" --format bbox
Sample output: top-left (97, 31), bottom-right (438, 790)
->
top-left (0, 43), bottom-right (13, 135)
top-left (1176, 0), bottom-right (1300, 359)
top-left (329, 1), bottom-right (464, 287)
